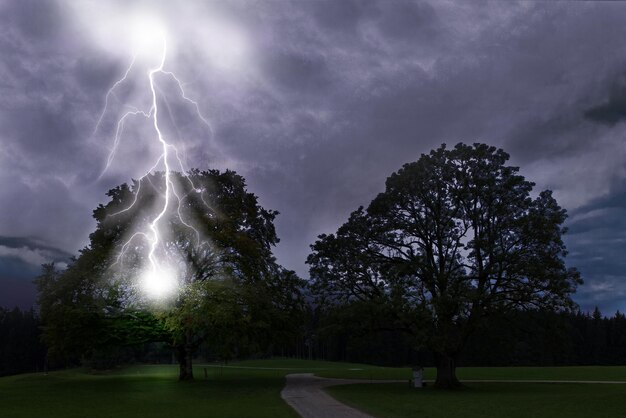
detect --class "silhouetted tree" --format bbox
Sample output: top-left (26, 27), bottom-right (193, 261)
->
top-left (308, 143), bottom-right (582, 388)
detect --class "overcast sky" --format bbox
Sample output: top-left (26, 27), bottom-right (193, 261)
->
top-left (1, 0), bottom-right (626, 314)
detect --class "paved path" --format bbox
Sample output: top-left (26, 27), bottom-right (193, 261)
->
top-left (281, 373), bottom-right (406, 418)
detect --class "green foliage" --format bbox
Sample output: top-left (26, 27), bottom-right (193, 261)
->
top-left (36, 169), bottom-right (304, 373)
top-left (35, 263), bottom-right (111, 365)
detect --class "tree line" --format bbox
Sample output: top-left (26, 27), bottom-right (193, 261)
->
top-left (2, 305), bottom-right (625, 377)
top-left (287, 305), bottom-right (626, 368)
top-left (0, 307), bottom-right (46, 376)
top-left (2, 142), bottom-right (614, 388)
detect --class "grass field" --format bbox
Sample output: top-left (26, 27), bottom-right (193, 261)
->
top-left (320, 363), bottom-right (626, 418)
top-left (314, 364), bottom-right (626, 381)
top-left (1, 359), bottom-right (625, 417)
top-left (0, 363), bottom-right (298, 418)
top-left (328, 382), bottom-right (626, 418)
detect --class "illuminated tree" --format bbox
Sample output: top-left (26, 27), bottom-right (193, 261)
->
top-left (308, 143), bottom-right (582, 388)
top-left (38, 169), bottom-right (303, 380)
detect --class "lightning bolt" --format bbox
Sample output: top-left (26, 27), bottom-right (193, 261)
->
top-left (95, 17), bottom-right (212, 298)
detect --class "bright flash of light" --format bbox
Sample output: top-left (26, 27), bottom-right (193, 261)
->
top-left (141, 265), bottom-right (178, 299)
top-left (94, 12), bottom-right (213, 300)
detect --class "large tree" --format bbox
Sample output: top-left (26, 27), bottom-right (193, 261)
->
top-left (37, 169), bottom-right (303, 380)
top-left (308, 143), bottom-right (582, 388)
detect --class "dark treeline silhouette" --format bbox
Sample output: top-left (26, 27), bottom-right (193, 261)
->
top-left (0, 306), bottom-right (179, 375)
top-left (1, 304), bottom-right (625, 376)
top-left (461, 308), bottom-right (626, 366)
top-left (0, 307), bottom-right (46, 376)
top-left (275, 306), bottom-right (626, 368)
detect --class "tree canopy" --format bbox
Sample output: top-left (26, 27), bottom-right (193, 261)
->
top-left (37, 169), bottom-right (304, 379)
top-left (308, 143), bottom-right (582, 388)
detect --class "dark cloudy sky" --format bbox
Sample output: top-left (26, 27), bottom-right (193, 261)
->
top-left (1, 0), bottom-right (626, 314)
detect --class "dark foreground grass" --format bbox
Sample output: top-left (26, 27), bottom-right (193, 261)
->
top-left (0, 364), bottom-right (298, 418)
top-left (327, 382), bottom-right (626, 418)
top-left (2, 360), bottom-right (625, 417)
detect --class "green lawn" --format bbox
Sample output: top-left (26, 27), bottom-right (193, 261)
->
top-left (327, 382), bottom-right (626, 418)
top-left (0, 363), bottom-right (298, 418)
top-left (317, 363), bottom-right (626, 418)
top-left (315, 364), bottom-right (626, 382)
top-left (1, 359), bottom-right (625, 417)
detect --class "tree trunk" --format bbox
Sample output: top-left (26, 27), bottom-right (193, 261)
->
top-left (177, 345), bottom-right (194, 381)
top-left (434, 352), bottom-right (461, 389)
top-left (177, 331), bottom-right (194, 381)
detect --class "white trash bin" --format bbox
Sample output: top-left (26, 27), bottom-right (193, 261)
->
top-left (412, 367), bottom-right (423, 388)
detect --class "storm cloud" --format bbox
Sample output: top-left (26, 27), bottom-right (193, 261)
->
top-left (1, 0), bottom-right (626, 314)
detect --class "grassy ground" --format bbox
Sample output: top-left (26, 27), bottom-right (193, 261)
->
top-left (1, 359), bottom-right (625, 417)
top-left (316, 362), bottom-right (626, 418)
top-left (0, 363), bottom-right (298, 418)
top-left (327, 382), bottom-right (626, 418)
top-left (314, 364), bottom-right (626, 381)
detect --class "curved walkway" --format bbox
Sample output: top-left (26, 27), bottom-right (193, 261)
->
top-left (281, 373), bottom-right (405, 418)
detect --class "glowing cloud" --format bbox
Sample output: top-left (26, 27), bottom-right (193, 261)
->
top-left (130, 14), bottom-right (167, 60)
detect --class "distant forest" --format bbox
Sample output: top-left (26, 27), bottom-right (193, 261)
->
top-left (1, 305), bottom-right (625, 376)
top-left (302, 307), bottom-right (626, 368)
top-left (0, 308), bottom-right (46, 376)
